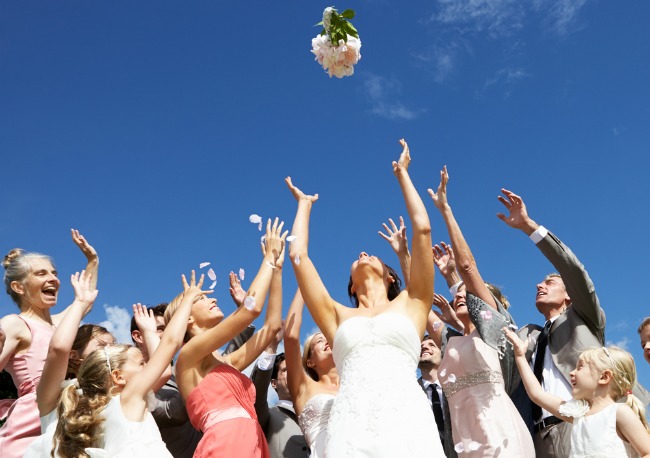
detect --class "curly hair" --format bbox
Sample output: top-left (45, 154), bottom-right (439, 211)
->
top-left (52, 344), bottom-right (131, 457)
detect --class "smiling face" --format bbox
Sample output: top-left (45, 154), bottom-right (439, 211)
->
top-left (419, 337), bottom-right (441, 369)
top-left (12, 257), bottom-right (60, 309)
top-left (569, 357), bottom-right (600, 400)
top-left (640, 324), bottom-right (650, 365)
top-left (535, 274), bottom-right (570, 317)
top-left (114, 347), bottom-right (146, 387)
top-left (191, 294), bottom-right (224, 328)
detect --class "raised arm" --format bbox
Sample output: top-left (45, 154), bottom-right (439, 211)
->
top-left (133, 303), bottom-right (171, 392)
top-left (498, 189), bottom-right (603, 333)
top-left (122, 273), bottom-right (209, 407)
top-left (284, 289), bottom-right (313, 413)
top-left (393, 139), bottom-right (434, 315)
top-left (286, 177), bottom-right (340, 344)
top-left (227, 219), bottom-right (286, 371)
top-left (503, 327), bottom-right (570, 422)
top-left (378, 216), bottom-right (411, 287)
top-left (179, 221), bottom-right (279, 367)
top-left (37, 271), bottom-right (98, 416)
top-left (428, 167), bottom-right (496, 309)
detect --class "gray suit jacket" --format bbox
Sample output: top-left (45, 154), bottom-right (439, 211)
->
top-left (251, 365), bottom-right (310, 458)
top-left (514, 230), bottom-right (650, 426)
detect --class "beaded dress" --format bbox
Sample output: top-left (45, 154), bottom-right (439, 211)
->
top-left (298, 393), bottom-right (335, 458)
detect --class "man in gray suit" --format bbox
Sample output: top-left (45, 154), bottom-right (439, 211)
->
top-left (497, 189), bottom-right (649, 458)
top-left (251, 341), bottom-right (309, 458)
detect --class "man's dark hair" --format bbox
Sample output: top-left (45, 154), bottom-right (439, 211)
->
top-left (271, 352), bottom-right (286, 380)
top-left (130, 303), bottom-right (169, 342)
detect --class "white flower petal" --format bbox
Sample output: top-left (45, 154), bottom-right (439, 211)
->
top-left (447, 374), bottom-right (456, 384)
top-left (508, 323), bottom-right (518, 331)
top-left (243, 296), bottom-right (256, 311)
top-left (258, 221), bottom-right (262, 231)
top-left (433, 321), bottom-right (443, 331)
top-left (260, 235), bottom-right (266, 244)
top-left (294, 254), bottom-right (301, 265)
top-left (249, 214), bottom-right (262, 224)
top-left (558, 399), bottom-right (589, 418)
top-left (199, 262), bottom-right (210, 269)
top-left (238, 268), bottom-right (245, 281)
top-left (480, 310), bottom-right (493, 320)
top-left (454, 442), bottom-right (465, 453)
top-left (207, 268), bottom-right (216, 281)
top-left (468, 441), bottom-right (481, 451)
top-left (439, 368), bottom-right (446, 377)
top-left (209, 280), bottom-right (217, 290)
top-left (286, 235), bottom-right (297, 243)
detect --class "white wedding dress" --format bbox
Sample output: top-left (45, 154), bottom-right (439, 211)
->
top-left (298, 393), bottom-right (335, 458)
top-left (325, 312), bottom-right (444, 457)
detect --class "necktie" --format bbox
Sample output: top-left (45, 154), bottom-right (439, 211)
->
top-left (532, 321), bottom-right (552, 421)
top-left (428, 384), bottom-right (444, 431)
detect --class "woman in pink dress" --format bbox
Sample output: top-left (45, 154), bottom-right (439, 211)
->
top-left (165, 219), bottom-right (285, 458)
top-left (0, 230), bottom-right (98, 458)
top-left (429, 167), bottom-right (534, 457)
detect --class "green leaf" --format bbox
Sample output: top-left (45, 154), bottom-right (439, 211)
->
top-left (345, 22), bottom-right (359, 38)
top-left (341, 9), bottom-right (355, 19)
top-left (315, 21), bottom-right (323, 27)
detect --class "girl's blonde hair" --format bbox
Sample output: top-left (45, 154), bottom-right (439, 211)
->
top-left (302, 333), bottom-right (321, 381)
top-left (580, 346), bottom-right (649, 432)
top-left (52, 344), bottom-right (132, 457)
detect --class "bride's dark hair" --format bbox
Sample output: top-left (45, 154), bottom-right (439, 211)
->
top-left (347, 263), bottom-right (402, 308)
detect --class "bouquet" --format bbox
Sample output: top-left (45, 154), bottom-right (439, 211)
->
top-left (311, 7), bottom-right (361, 78)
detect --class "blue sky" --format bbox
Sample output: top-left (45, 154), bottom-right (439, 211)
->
top-left (2, 1), bottom-right (650, 386)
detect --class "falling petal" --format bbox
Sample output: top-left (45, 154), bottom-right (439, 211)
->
top-left (286, 235), bottom-right (297, 243)
top-left (243, 296), bottom-right (256, 311)
top-left (294, 254), bottom-right (301, 265)
top-left (238, 268), bottom-right (245, 281)
top-left (207, 268), bottom-right (216, 281)
top-left (258, 221), bottom-right (262, 231)
top-left (260, 235), bottom-right (266, 244)
top-left (480, 310), bottom-right (493, 320)
top-left (468, 441), bottom-right (481, 451)
top-left (439, 368), bottom-right (446, 377)
top-left (209, 280), bottom-right (217, 289)
top-left (199, 262), bottom-right (210, 269)
top-left (433, 322), bottom-right (443, 331)
top-left (454, 442), bottom-right (465, 453)
top-left (249, 214), bottom-right (262, 224)
top-left (447, 374), bottom-right (456, 383)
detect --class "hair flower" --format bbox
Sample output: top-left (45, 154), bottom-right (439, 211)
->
top-left (558, 399), bottom-right (589, 418)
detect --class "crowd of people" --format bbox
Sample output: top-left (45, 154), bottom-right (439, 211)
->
top-left (0, 139), bottom-right (649, 457)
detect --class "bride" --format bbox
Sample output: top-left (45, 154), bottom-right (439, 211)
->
top-left (285, 139), bottom-right (445, 457)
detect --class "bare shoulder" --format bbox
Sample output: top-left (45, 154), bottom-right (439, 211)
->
top-left (1, 314), bottom-right (30, 343)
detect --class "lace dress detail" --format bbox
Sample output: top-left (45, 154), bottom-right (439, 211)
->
top-left (571, 403), bottom-right (638, 458)
top-left (298, 394), bottom-right (335, 458)
top-left (325, 312), bottom-right (445, 457)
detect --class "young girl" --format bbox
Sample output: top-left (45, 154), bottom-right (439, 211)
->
top-left (51, 273), bottom-right (209, 457)
top-left (0, 230), bottom-right (98, 458)
top-left (504, 328), bottom-right (650, 458)
top-left (284, 289), bottom-right (338, 458)
top-left (166, 218), bottom-right (285, 458)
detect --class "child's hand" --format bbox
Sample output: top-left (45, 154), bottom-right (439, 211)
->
top-left (70, 270), bottom-right (98, 315)
top-left (503, 326), bottom-right (528, 357)
top-left (133, 303), bottom-right (157, 335)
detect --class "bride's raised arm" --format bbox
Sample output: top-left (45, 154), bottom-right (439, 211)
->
top-left (285, 177), bottom-right (339, 344)
top-left (393, 140), bottom-right (434, 322)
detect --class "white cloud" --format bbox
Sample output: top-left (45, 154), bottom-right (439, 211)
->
top-left (535, 0), bottom-right (589, 36)
top-left (606, 336), bottom-right (630, 351)
top-left (483, 67), bottom-right (530, 90)
top-left (433, 0), bottom-right (525, 37)
top-left (363, 74), bottom-right (425, 120)
top-left (99, 304), bottom-right (133, 344)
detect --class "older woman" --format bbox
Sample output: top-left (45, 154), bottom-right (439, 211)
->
top-left (285, 140), bottom-right (445, 457)
top-left (0, 230), bottom-right (98, 458)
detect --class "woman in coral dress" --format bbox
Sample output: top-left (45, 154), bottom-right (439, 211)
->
top-left (166, 219), bottom-right (286, 457)
top-left (0, 231), bottom-right (98, 458)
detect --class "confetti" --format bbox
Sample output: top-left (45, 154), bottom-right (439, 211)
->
top-left (294, 254), bottom-right (301, 265)
top-left (433, 321), bottom-right (443, 331)
top-left (243, 296), bottom-right (256, 311)
top-left (238, 268), bottom-right (245, 281)
top-left (480, 310), bottom-right (493, 320)
top-left (260, 235), bottom-right (266, 244)
top-left (468, 441), bottom-right (481, 451)
top-left (439, 369), bottom-right (446, 377)
top-left (209, 280), bottom-right (217, 290)
top-left (446, 374), bottom-right (456, 384)
top-left (286, 235), bottom-right (297, 243)
top-left (207, 268), bottom-right (216, 281)
top-left (199, 262), bottom-right (210, 269)
top-left (454, 442), bottom-right (464, 453)
top-left (249, 214), bottom-right (263, 231)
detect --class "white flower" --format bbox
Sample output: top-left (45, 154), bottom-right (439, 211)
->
top-left (243, 296), bottom-right (256, 311)
top-left (454, 442), bottom-right (464, 453)
top-left (311, 35), bottom-right (361, 79)
top-left (467, 441), bottom-right (481, 451)
top-left (558, 399), bottom-right (589, 418)
top-left (323, 7), bottom-right (334, 30)
top-left (238, 268), bottom-right (245, 281)
top-left (249, 214), bottom-right (263, 231)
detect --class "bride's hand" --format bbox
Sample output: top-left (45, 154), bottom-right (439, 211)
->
top-left (392, 139), bottom-right (411, 175)
top-left (285, 177), bottom-right (319, 203)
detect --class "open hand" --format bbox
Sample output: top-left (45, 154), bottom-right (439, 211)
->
top-left (285, 177), bottom-right (319, 203)
top-left (229, 271), bottom-right (246, 307)
top-left (503, 326), bottom-right (527, 357)
top-left (432, 242), bottom-right (455, 278)
top-left (427, 166), bottom-right (449, 210)
top-left (262, 218), bottom-right (288, 268)
top-left (378, 216), bottom-right (408, 255)
top-left (133, 303), bottom-right (157, 335)
top-left (496, 189), bottom-right (535, 232)
top-left (392, 139), bottom-right (411, 175)
top-left (70, 270), bottom-right (98, 315)
top-left (71, 229), bottom-right (98, 262)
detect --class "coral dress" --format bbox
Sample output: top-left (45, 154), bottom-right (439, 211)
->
top-left (0, 316), bottom-right (54, 458)
top-left (186, 364), bottom-right (269, 458)
top-left (439, 330), bottom-right (535, 457)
